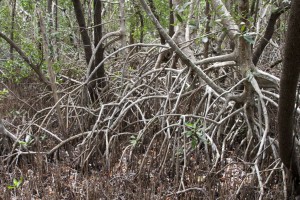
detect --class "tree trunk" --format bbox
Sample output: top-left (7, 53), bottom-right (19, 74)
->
top-left (86, 0), bottom-right (106, 102)
top-left (148, 0), bottom-right (165, 44)
top-left (10, 0), bottom-right (16, 60)
top-left (278, 0), bottom-right (300, 197)
top-left (92, 0), bottom-right (105, 84)
top-left (71, 0), bottom-right (93, 65)
top-left (72, 0), bottom-right (106, 102)
top-left (252, 3), bottom-right (290, 66)
top-left (203, 0), bottom-right (211, 62)
top-left (168, 0), bottom-right (174, 37)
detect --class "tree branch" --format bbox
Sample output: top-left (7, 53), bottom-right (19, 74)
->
top-left (252, 2), bottom-right (290, 65)
top-left (210, 0), bottom-right (239, 40)
top-left (0, 31), bottom-right (48, 84)
top-left (139, 0), bottom-right (225, 94)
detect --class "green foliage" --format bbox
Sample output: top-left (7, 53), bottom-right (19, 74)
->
top-left (18, 134), bottom-right (34, 147)
top-left (53, 61), bottom-right (63, 73)
top-left (20, 0), bottom-right (35, 12)
top-left (241, 32), bottom-right (256, 44)
top-left (1, 59), bottom-right (32, 83)
top-left (130, 135), bottom-right (139, 147)
top-left (153, 0), bottom-right (169, 26)
top-left (0, 4), bottom-right (11, 31)
top-left (184, 119), bottom-right (207, 149)
top-left (174, 1), bottom-right (193, 24)
top-left (0, 89), bottom-right (9, 100)
top-left (189, 20), bottom-right (198, 30)
top-left (127, 0), bottom-right (170, 43)
top-left (7, 177), bottom-right (23, 190)
top-left (18, 141), bottom-right (27, 146)
top-left (22, 40), bottom-right (43, 62)
top-left (175, 13), bottom-right (183, 23)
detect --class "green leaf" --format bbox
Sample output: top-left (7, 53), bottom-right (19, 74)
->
top-left (7, 185), bottom-right (15, 189)
top-left (7, 177), bottom-right (23, 189)
top-left (216, 5), bottom-right (223, 12)
top-left (191, 138), bottom-right (197, 149)
top-left (18, 141), bottom-right (27, 146)
top-left (13, 178), bottom-right (18, 186)
top-left (175, 13), bottom-right (183, 23)
top-left (185, 122), bottom-right (194, 128)
top-left (189, 21), bottom-right (197, 30)
top-left (130, 135), bottom-right (138, 146)
top-left (243, 35), bottom-right (255, 44)
top-left (16, 177), bottom-right (23, 187)
top-left (0, 88), bottom-right (8, 95)
top-left (240, 24), bottom-right (246, 32)
top-left (185, 131), bottom-right (193, 137)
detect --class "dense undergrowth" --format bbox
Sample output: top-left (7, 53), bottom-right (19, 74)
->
top-left (0, 42), bottom-right (290, 199)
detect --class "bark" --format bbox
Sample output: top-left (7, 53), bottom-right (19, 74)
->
top-left (10, 0), bottom-right (16, 60)
top-left (55, 0), bottom-right (58, 31)
top-left (168, 0), bottom-right (174, 37)
top-left (53, 0), bottom-right (59, 59)
top-left (38, 11), bottom-right (65, 133)
top-left (0, 118), bottom-right (17, 142)
top-left (250, 0), bottom-right (257, 16)
top-left (119, 0), bottom-right (126, 48)
top-left (86, 0), bottom-right (106, 102)
top-left (210, 0), bottom-right (239, 40)
top-left (139, 0), bottom-right (224, 94)
top-left (47, 0), bottom-right (52, 14)
top-left (203, 0), bottom-right (211, 60)
top-left (252, 3), bottom-right (290, 66)
top-left (92, 0), bottom-right (105, 83)
top-left (238, 0), bottom-right (252, 73)
top-left (148, 0), bottom-right (165, 44)
top-left (71, 0), bottom-right (93, 65)
top-left (185, 0), bottom-right (195, 41)
top-left (250, 0), bottom-right (259, 26)
top-left (278, 0), bottom-right (300, 196)
top-left (138, 10), bottom-right (144, 43)
top-left (72, 0), bottom-right (107, 102)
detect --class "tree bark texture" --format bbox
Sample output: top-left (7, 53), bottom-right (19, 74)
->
top-left (92, 0), bottom-right (105, 83)
top-left (252, 3), bottom-right (290, 66)
top-left (278, 0), bottom-right (300, 196)
top-left (10, 0), bottom-right (16, 60)
top-left (148, 0), bottom-right (165, 44)
top-left (168, 0), bottom-right (174, 37)
top-left (72, 0), bottom-right (106, 102)
top-left (71, 0), bottom-right (93, 65)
